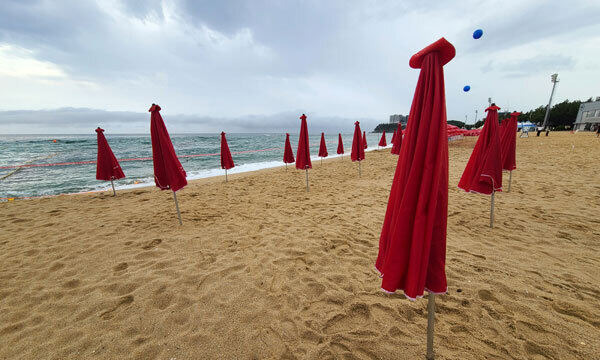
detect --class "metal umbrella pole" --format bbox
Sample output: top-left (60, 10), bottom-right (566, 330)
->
top-left (110, 179), bottom-right (116, 196)
top-left (225, 168), bottom-right (228, 182)
top-left (305, 168), bottom-right (309, 192)
top-left (490, 190), bottom-right (495, 228)
top-left (172, 190), bottom-right (182, 225)
top-left (426, 293), bottom-right (436, 360)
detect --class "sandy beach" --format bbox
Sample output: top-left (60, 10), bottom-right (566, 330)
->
top-left (1, 132), bottom-right (599, 359)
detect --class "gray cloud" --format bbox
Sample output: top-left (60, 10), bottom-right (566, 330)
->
top-left (0, 0), bottom-right (599, 130)
top-left (0, 107), bottom-right (380, 134)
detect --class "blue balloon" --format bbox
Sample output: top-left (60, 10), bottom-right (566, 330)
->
top-left (473, 29), bottom-right (483, 39)
top-left (463, 85), bottom-right (471, 92)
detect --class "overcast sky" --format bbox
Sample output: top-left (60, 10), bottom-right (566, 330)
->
top-left (1, 0), bottom-right (599, 133)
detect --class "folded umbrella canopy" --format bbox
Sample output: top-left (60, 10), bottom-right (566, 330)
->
top-left (296, 114), bottom-right (312, 191)
top-left (379, 131), bottom-right (387, 147)
top-left (95, 127), bottom-right (125, 196)
top-left (363, 131), bottom-right (368, 149)
top-left (337, 133), bottom-right (344, 157)
top-left (375, 37), bottom-right (454, 360)
top-left (351, 121), bottom-right (365, 176)
top-left (221, 132), bottom-right (235, 182)
top-left (500, 111), bottom-right (520, 191)
top-left (391, 130), bottom-right (397, 144)
top-left (283, 133), bottom-right (295, 170)
top-left (391, 123), bottom-right (403, 155)
top-left (149, 104), bottom-right (187, 225)
top-left (318, 132), bottom-right (328, 164)
top-left (458, 104), bottom-right (503, 228)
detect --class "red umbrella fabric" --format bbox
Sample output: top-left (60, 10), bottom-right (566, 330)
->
top-left (391, 123), bottom-right (403, 155)
top-left (458, 105), bottom-right (503, 194)
top-left (378, 131), bottom-right (387, 147)
top-left (220, 132), bottom-right (235, 170)
top-left (376, 37), bottom-right (455, 299)
top-left (391, 130), bottom-right (397, 144)
top-left (337, 133), bottom-right (344, 155)
top-left (95, 127), bottom-right (125, 181)
top-left (283, 133), bottom-right (295, 164)
top-left (318, 132), bottom-right (328, 158)
top-left (363, 131), bottom-right (368, 149)
top-left (500, 112), bottom-right (520, 171)
top-left (149, 104), bottom-right (187, 192)
top-left (295, 114), bottom-right (312, 170)
top-left (351, 121), bottom-right (365, 161)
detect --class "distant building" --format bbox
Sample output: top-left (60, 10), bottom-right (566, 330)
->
top-left (573, 100), bottom-right (600, 131)
top-left (389, 114), bottom-right (408, 124)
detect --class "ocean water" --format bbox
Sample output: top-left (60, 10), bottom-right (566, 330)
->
top-left (0, 132), bottom-right (386, 199)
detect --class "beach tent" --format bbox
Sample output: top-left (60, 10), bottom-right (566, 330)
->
top-left (500, 112), bottom-right (520, 191)
top-left (220, 132), bottom-right (235, 182)
top-left (378, 131), bottom-right (387, 147)
top-left (517, 121), bottom-right (536, 131)
top-left (318, 132), bottom-right (328, 164)
top-left (351, 122), bottom-right (365, 176)
top-left (149, 104), bottom-right (187, 225)
top-left (362, 131), bottom-right (368, 149)
top-left (458, 104), bottom-right (503, 228)
top-left (391, 123), bottom-right (402, 155)
top-left (295, 114), bottom-right (312, 191)
top-left (95, 127), bottom-right (125, 196)
top-left (283, 133), bottom-right (295, 170)
top-left (336, 133), bottom-right (344, 158)
top-left (376, 37), bottom-right (454, 360)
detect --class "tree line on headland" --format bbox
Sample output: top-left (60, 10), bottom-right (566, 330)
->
top-left (373, 98), bottom-right (595, 132)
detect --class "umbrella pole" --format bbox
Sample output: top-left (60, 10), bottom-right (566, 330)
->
top-left (426, 293), bottom-right (436, 360)
top-left (225, 168), bottom-right (228, 182)
top-left (110, 179), bottom-right (116, 196)
top-left (490, 190), bottom-right (495, 228)
top-left (358, 160), bottom-right (362, 177)
top-left (305, 168), bottom-right (309, 192)
top-left (285, 163), bottom-right (287, 171)
top-left (508, 171), bottom-right (512, 192)
top-left (321, 157), bottom-right (322, 166)
top-left (172, 190), bottom-right (182, 225)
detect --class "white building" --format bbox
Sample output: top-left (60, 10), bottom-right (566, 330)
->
top-left (573, 99), bottom-right (600, 131)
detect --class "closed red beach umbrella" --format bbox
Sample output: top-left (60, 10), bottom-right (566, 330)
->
top-left (221, 132), bottom-right (235, 181)
top-left (375, 38), bottom-right (454, 359)
top-left (283, 133), bottom-right (295, 168)
top-left (351, 121), bottom-right (365, 177)
top-left (296, 114), bottom-right (312, 191)
top-left (337, 133), bottom-right (344, 156)
top-left (95, 127), bottom-right (125, 196)
top-left (363, 131), bottom-right (368, 149)
top-left (500, 111), bottom-right (520, 192)
top-left (318, 132), bottom-right (328, 163)
top-left (458, 104), bottom-right (503, 228)
top-left (149, 104), bottom-right (187, 225)
top-left (458, 105), bottom-right (503, 195)
top-left (391, 123), bottom-right (402, 155)
top-left (500, 112), bottom-right (519, 172)
top-left (351, 122), bottom-right (365, 162)
top-left (391, 130), bottom-right (397, 144)
top-left (378, 131), bottom-right (387, 147)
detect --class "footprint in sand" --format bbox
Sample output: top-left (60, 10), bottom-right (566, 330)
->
top-left (141, 239), bottom-right (161, 250)
top-left (113, 262), bottom-right (128, 272)
top-left (99, 295), bottom-right (134, 320)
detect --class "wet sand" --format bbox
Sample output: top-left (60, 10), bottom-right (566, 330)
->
top-left (1, 131), bottom-right (599, 359)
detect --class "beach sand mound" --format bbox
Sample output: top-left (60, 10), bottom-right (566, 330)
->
top-left (1, 132), bottom-right (599, 359)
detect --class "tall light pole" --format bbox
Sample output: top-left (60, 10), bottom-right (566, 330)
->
top-left (542, 73), bottom-right (559, 130)
top-left (474, 109), bottom-right (478, 124)
top-left (488, 97), bottom-right (492, 106)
